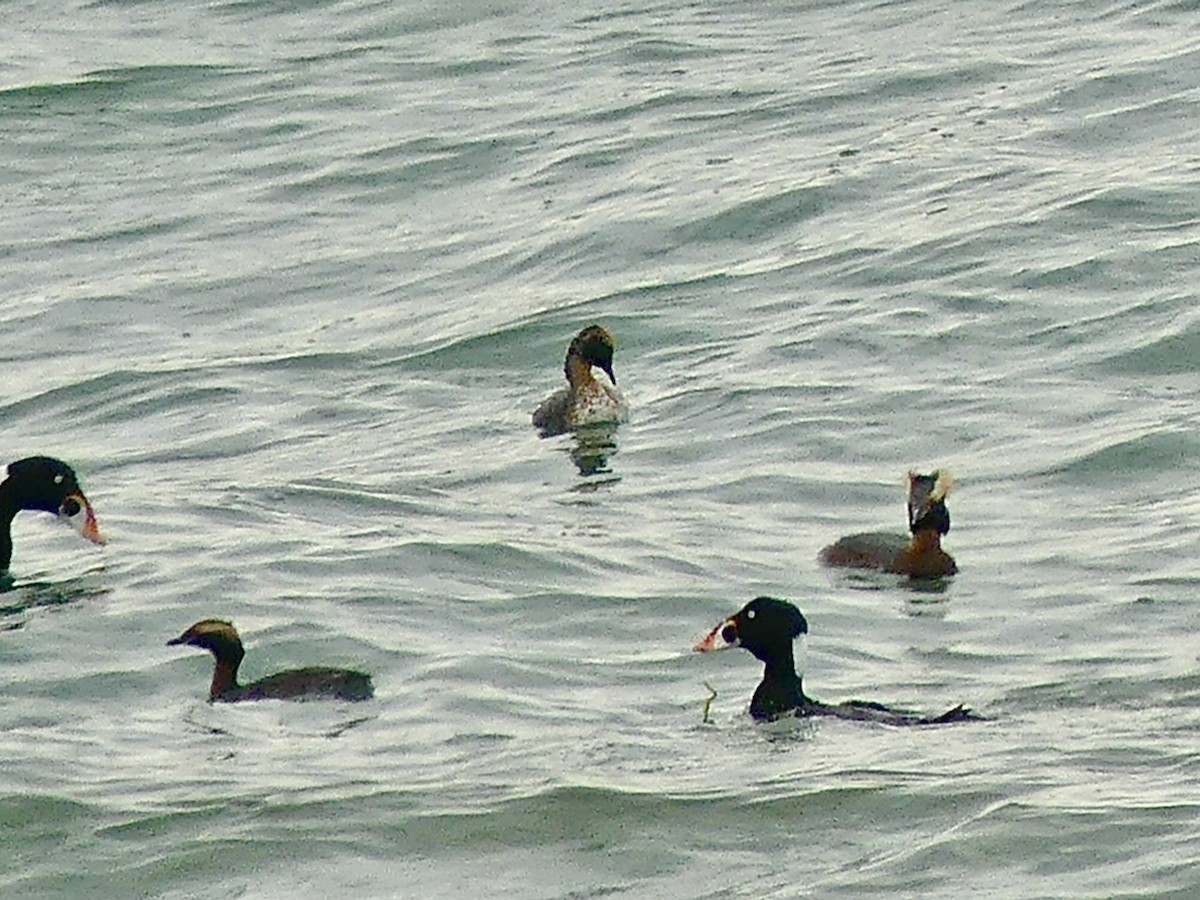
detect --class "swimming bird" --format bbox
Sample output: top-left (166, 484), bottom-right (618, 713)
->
top-left (532, 324), bottom-right (629, 436)
top-left (695, 596), bottom-right (978, 725)
top-left (168, 619), bottom-right (374, 702)
top-left (1, 456), bottom-right (106, 573)
top-left (819, 470), bottom-right (957, 578)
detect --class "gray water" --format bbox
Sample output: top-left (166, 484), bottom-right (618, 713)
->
top-left (2, 0), bottom-right (1199, 897)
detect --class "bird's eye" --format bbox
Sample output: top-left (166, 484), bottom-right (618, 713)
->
top-left (54, 474), bottom-right (64, 485)
top-left (746, 609), bottom-right (755, 619)
top-left (61, 497), bottom-right (81, 517)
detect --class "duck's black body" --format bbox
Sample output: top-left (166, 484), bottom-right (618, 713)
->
top-left (168, 619), bottom-right (373, 702)
top-left (695, 597), bottom-right (978, 726)
top-left (0, 457), bottom-right (106, 573)
top-left (819, 471), bottom-right (957, 578)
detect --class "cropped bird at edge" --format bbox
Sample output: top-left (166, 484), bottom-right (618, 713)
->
top-left (1, 456), bottom-right (106, 575)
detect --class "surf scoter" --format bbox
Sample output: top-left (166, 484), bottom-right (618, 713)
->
top-left (1, 456), bottom-right (106, 573)
top-left (819, 470), bottom-right (957, 578)
top-left (532, 324), bottom-right (629, 436)
top-left (168, 619), bottom-right (374, 702)
top-left (694, 597), bottom-right (978, 725)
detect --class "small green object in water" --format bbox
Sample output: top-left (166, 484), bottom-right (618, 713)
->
top-left (702, 681), bottom-right (718, 723)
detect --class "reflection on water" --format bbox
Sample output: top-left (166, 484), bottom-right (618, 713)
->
top-left (901, 594), bottom-right (951, 619)
top-left (902, 577), bottom-right (953, 598)
top-left (826, 567), bottom-right (954, 600)
top-left (0, 572), bottom-right (111, 622)
top-left (567, 424), bottom-right (621, 479)
top-left (325, 715), bottom-right (374, 739)
top-left (182, 709), bottom-right (234, 738)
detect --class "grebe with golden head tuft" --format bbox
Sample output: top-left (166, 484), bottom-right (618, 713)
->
top-left (819, 470), bottom-right (957, 578)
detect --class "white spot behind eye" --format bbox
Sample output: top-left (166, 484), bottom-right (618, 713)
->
top-left (54, 474), bottom-right (64, 484)
top-left (747, 609), bottom-right (756, 619)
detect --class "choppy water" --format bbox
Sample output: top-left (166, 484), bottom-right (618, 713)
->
top-left (2, 0), bottom-right (1200, 896)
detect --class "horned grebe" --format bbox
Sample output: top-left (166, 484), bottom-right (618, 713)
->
top-left (819, 470), bottom-right (957, 578)
top-left (168, 619), bottom-right (373, 702)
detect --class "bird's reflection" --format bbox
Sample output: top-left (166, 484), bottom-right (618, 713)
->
top-left (566, 423), bottom-right (621, 482)
top-left (0, 570), bottom-right (110, 626)
top-left (826, 568), bottom-right (953, 615)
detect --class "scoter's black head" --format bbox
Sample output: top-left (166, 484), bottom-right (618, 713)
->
top-left (907, 470), bottom-right (953, 535)
top-left (567, 324), bottom-right (617, 385)
top-left (167, 619), bottom-right (246, 665)
top-left (2, 457), bottom-right (83, 513)
top-left (699, 596), bottom-right (808, 665)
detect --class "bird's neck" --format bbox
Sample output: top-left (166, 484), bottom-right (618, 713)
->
top-left (209, 660), bottom-right (241, 700)
top-left (893, 529), bottom-right (955, 577)
top-left (910, 529), bottom-right (942, 553)
top-left (565, 354), bottom-right (598, 391)
top-left (0, 488), bottom-right (18, 571)
top-left (750, 650), bottom-right (808, 720)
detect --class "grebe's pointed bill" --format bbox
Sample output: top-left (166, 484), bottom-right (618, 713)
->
top-left (598, 360), bottom-right (617, 386)
top-left (694, 617), bottom-right (739, 653)
top-left (59, 493), bottom-right (106, 546)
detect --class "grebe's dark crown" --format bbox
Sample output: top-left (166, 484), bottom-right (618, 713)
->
top-left (565, 325), bottom-right (617, 384)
